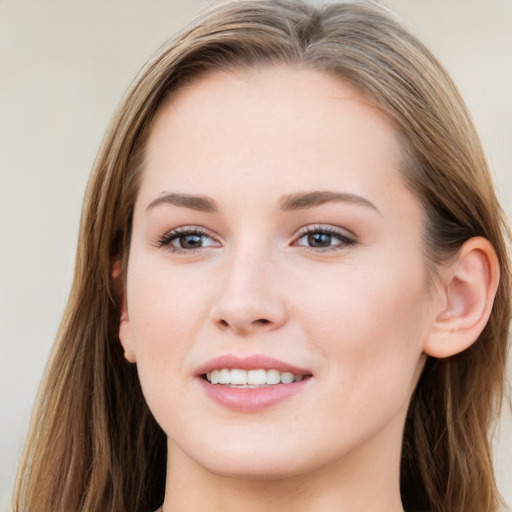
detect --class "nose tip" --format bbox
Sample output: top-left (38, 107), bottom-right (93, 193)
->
top-left (213, 299), bottom-right (287, 334)
top-left (209, 257), bottom-right (288, 335)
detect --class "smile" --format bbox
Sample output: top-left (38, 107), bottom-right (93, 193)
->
top-left (197, 355), bottom-right (313, 411)
top-left (204, 368), bottom-right (307, 387)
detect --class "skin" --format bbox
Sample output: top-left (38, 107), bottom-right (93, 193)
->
top-left (119, 66), bottom-right (444, 512)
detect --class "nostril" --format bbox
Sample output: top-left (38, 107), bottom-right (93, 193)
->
top-left (216, 317), bottom-right (271, 331)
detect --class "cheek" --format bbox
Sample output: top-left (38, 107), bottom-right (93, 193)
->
top-left (125, 259), bottom-right (211, 435)
top-left (297, 255), bottom-right (429, 407)
top-left (125, 257), bottom-right (212, 382)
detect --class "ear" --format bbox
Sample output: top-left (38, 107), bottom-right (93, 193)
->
top-left (113, 260), bottom-right (137, 363)
top-left (423, 237), bottom-right (500, 358)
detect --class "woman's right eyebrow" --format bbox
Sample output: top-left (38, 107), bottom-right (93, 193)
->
top-left (146, 192), bottom-right (217, 212)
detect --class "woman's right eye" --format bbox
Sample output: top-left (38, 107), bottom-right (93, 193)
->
top-left (157, 227), bottom-right (220, 252)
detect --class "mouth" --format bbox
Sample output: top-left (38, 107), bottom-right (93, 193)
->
top-left (196, 355), bottom-right (313, 411)
top-left (203, 368), bottom-right (312, 388)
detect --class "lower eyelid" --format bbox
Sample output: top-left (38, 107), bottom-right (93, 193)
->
top-left (154, 226), bottom-right (356, 251)
top-left (155, 226), bottom-right (222, 250)
top-left (296, 237), bottom-right (355, 249)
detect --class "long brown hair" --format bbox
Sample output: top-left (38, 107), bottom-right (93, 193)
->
top-left (13, 1), bottom-right (511, 511)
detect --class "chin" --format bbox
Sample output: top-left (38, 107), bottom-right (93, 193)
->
top-left (180, 431), bottom-right (339, 482)
top-left (200, 455), bottom-right (311, 481)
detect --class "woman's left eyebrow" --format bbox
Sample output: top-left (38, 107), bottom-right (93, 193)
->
top-left (279, 191), bottom-right (380, 214)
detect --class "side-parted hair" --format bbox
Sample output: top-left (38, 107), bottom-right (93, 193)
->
top-left (13, 1), bottom-right (511, 511)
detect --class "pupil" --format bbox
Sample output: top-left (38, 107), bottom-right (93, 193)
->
top-left (180, 234), bottom-right (202, 248)
top-left (308, 233), bottom-right (331, 247)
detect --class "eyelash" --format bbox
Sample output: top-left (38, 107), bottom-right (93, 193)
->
top-left (156, 225), bottom-right (357, 254)
top-left (156, 226), bottom-right (220, 253)
top-left (294, 225), bottom-right (357, 252)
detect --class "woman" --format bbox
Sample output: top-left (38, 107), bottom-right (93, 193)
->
top-left (13, 1), bottom-right (510, 511)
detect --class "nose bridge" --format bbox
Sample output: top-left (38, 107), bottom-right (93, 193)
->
top-left (210, 240), bottom-right (287, 333)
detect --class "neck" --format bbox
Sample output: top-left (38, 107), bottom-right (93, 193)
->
top-left (161, 419), bottom-right (406, 512)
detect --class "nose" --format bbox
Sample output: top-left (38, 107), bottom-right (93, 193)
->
top-left (209, 248), bottom-right (288, 335)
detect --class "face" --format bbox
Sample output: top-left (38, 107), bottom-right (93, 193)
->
top-left (120, 66), bottom-right (436, 480)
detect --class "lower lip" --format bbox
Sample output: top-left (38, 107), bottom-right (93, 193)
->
top-left (198, 378), bottom-right (310, 412)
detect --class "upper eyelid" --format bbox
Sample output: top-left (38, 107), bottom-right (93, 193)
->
top-left (155, 225), bottom-right (221, 248)
top-left (164, 225), bottom-right (217, 237)
top-left (291, 225), bottom-right (358, 251)
top-left (155, 223), bottom-right (357, 246)
top-left (295, 224), bottom-right (357, 239)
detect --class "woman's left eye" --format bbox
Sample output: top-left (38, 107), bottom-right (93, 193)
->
top-left (294, 226), bottom-right (356, 250)
top-left (157, 227), bottom-right (220, 252)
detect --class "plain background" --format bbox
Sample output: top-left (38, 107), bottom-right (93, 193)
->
top-left (1, 0), bottom-right (510, 510)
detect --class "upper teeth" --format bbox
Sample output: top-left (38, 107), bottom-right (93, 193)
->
top-left (206, 369), bottom-right (303, 386)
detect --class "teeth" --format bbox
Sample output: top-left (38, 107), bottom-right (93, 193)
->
top-left (247, 369), bottom-right (267, 385)
top-left (230, 369), bottom-right (247, 385)
top-left (280, 372), bottom-right (295, 384)
top-left (219, 369), bottom-right (230, 384)
top-left (204, 368), bottom-right (307, 386)
top-left (266, 369), bottom-right (281, 385)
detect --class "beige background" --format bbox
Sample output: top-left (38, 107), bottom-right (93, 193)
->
top-left (0, 0), bottom-right (510, 509)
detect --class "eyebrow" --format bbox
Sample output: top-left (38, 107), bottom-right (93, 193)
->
top-left (146, 193), bottom-right (217, 212)
top-left (145, 190), bottom-right (378, 214)
top-left (279, 191), bottom-right (379, 213)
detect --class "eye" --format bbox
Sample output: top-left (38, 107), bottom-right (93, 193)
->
top-left (294, 225), bottom-right (356, 251)
top-left (157, 227), bottom-right (220, 252)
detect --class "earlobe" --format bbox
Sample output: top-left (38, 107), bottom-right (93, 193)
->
top-left (423, 237), bottom-right (500, 358)
top-left (113, 260), bottom-right (137, 363)
top-left (119, 313), bottom-right (137, 364)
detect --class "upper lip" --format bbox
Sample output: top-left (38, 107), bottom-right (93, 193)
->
top-left (195, 354), bottom-right (312, 376)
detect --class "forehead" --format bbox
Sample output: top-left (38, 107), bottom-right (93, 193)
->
top-left (138, 65), bottom-right (417, 221)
